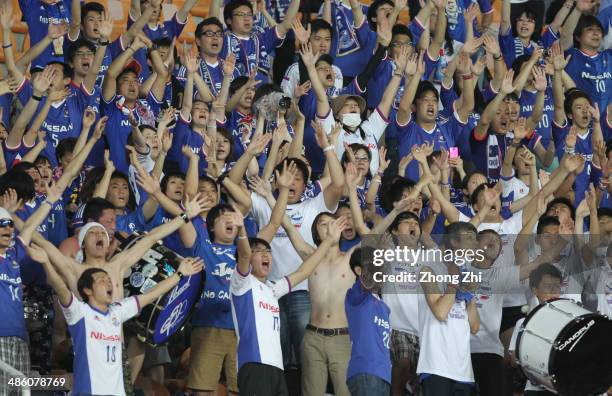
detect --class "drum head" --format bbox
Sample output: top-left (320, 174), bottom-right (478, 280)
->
top-left (150, 271), bottom-right (205, 345)
top-left (550, 313), bottom-right (612, 396)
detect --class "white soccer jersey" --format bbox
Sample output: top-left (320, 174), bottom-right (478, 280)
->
top-left (230, 267), bottom-right (291, 371)
top-left (61, 294), bottom-right (140, 396)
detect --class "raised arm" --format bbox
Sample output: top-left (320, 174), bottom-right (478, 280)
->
top-left (524, 66), bottom-right (547, 132)
top-left (277, 0), bottom-right (300, 37)
top-left (287, 217), bottom-right (346, 286)
top-left (83, 14), bottom-right (112, 93)
top-left (27, 244), bottom-right (72, 307)
top-left (257, 161), bottom-right (296, 242)
top-left (299, 43), bottom-right (330, 116)
top-left (5, 68), bottom-right (55, 148)
top-left (102, 35), bottom-right (147, 101)
top-left (396, 51), bottom-right (424, 126)
top-left (348, 0), bottom-right (365, 27)
top-left (429, 0), bottom-right (447, 56)
top-left (512, 48), bottom-right (541, 95)
top-left (228, 129), bottom-right (272, 184)
top-left (113, 196), bottom-right (208, 273)
top-left (500, 0), bottom-right (511, 34)
top-left (313, 121), bottom-right (344, 210)
top-left (551, 41), bottom-right (570, 125)
top-left (421, 264), bottom-right (459, 321)
top-left (482, 34), bottom-right (506, 92)
top-left (473, 70), bottom-right (515, 140)
top-left (560, 0), bottom-right (593, 50)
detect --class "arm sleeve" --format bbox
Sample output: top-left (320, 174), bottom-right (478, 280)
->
top-left (355, 44), bottom-right (387, 91)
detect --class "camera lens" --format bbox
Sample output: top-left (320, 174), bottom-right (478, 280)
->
top-left (278, 96), bottom-right (291, 110)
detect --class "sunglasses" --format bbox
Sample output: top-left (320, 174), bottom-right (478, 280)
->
top-left (0, 219), bottom-right (14, 228)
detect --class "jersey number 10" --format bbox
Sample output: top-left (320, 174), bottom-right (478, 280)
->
top-left (107, 345), bottom-right (116, 363)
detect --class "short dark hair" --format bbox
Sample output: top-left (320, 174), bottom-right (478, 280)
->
top-left (249, 237), bottom-right (271, 251)
top-left (117, 67), bottom-right (139, 82)
top-left (511, 54), bottom-right (532, 77)
top-left (83, 198), bottom-right (115, 223)
top-left (223, 0), bottom-right (253, 26)
top-left (461, 171), bottom-right (487, 191)
top-left (564, 89), bottom-right (593, 117)
top-left (81, 2), bottom-right (105, 22)
top-left (67, 39), bottom-right (96, 64)
top-left (152, 37), bottom-right (172, 48)
top-left (56, 138), bottom-right (77, 163)
top-left (536, 215), bottom-right (560, 235)
top-left (392, 24), bottom-right (413, 41)
top-left (367, 0), bottom-right (395, 29)
top-left (196, 17), bottom-right (224, 38)
top-left (390, 211), bottom-right (421, 233)
top-left (311, 212), bottom-right (335, 246)
top-left (274, 158), bottom-right (310, 185)
top-left (529, 262), bottom-right (562, 289)
top-left (46, 61), bottom-right (72, 79)
top-left (470, 183), bottom-right (495, 208)
top-left (0, 170), bottom-right (35, 202)
top-left (349, 247), bottom-right (374, 276)
top-left (160, 171), bottom-right (186, 194)
top-left (598, 208), bottom-right (612, 219)
top-left (199, 175), bottom-right (218, 189)
top-left (443, 221), bottom-right (477, 249)
top-left (206, 203), bottom-right (234, 242)
top-left (546, 197), bottom-right (576, 221)
top-left (414, 81), bottom-right (439, 104)
top-left (78, 267), bottom-right (108, 302)
top-left (229, 75), bottom-right (249, 96)
top-left (310, 19), bottom-right (333, 36)
top-left (574, 15), bottom-right (604, 47)
top-left (382, 177), bottom-right (417, 213)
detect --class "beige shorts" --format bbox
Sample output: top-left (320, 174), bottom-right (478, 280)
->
top-left (187, 327), bottom-right (238, 393)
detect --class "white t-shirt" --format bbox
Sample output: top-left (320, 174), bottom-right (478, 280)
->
top-left (509, 317), bottom-right (558, 393)
top-left (469, 264), bottom-right (520, 356)
top-left (61, 294), bottom-right (140, 396)
top-left (526, 245), bottom-right (586, 307)
top-left (281, 62), bottom-right (344, 99)
top-left (417, 262), bottom-right (474, 382)
top-left (128, 145), bottom-right (156, 205)
top-left (249, 191), bottom-right (335, 291)
top-left (459, 211), bottom-right (526, 307)
top-left (230, 267), bottom-right (291, 371)
top-left (587, 264), bottom-right (612, 318)
top-left (318, 107), bottom-right (389, 175)
top-left (382, 248), bottom-right (433, 335)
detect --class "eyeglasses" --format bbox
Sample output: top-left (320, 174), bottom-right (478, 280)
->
top-left (233, 12), bottom-right (253, 18)
top-left (354, 156), bottom-right (369, 162)
top-left (0, 219), bottom-right (14, 228)
top-left (202, 30), bottom-right (223, 38)
top-left (390, 41), bottom-right (413, 48)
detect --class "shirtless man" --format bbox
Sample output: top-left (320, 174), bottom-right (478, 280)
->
top-left (246, 160), bottom-right (431, 396)
top-left (18, 194), bottom-right (207, 302)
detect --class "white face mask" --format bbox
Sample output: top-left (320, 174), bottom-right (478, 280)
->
top-left (342, 113), bottom-right (361, 128)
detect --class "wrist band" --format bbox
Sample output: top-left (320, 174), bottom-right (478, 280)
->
top-left (494, 54), bottom-right (502, 60)
top-left (237, 235), bottom-right (248, 240)
top-left (32, 94), bottom-right (43, 101)
top-left (373, 178), bottom-right (381, 183)
top-left (323, 145), bottom-right (334, 153)
top-left (564, 147), bottom-right (576, 155)
top-left (180, 212), bottom-right (190, 223)
top-left (2, 44), bottom-right (11, 49)
top-left (511, 141), bottom-right (521, 148)
top-left (99, 41), bottom-right (109, 46)
top-left (176, 271), bottom-right (184, 279)
top-left (462, 74), bottom-right (473, 80)
top-left (393, 71), bottom-right (403, 78)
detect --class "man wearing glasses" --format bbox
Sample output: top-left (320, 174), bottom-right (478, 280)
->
top-left (176, 18), bottom-right (240, 99)
top-left (210, 0), bottom-right (301, 84)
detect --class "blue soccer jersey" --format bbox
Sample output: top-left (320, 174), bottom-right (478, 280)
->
top-left (564, 48), bottom-right (612, 114)
top-left (519, 87), bottom-right (554, 148)
top-left (345, 280), bottom-right (392, 384)
top-left (191, 217), bottom-right (236, 329)
top-left (19, 0), bottom-right (72, 68)
top-left (16, 80), bottom-right (97, 168)
top-left (0, 237), bottom-right (28, 341)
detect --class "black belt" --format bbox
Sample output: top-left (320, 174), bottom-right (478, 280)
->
top-left (306, 324), bottom-right (349, 336)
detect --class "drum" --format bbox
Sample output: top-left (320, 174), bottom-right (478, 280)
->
top-left (119, 234), bottom-right (205, 346)
top-left (516, 298), bottom-right (612, 396)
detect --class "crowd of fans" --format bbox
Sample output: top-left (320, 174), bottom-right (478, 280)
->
top-left (0, 0), bottom-right (610, 394)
